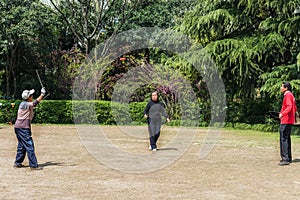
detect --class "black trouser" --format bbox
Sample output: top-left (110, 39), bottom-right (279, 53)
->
top-left (148, 118), bottom-right (161, 149)
top-left (279, 124), bottom-right (292, 162)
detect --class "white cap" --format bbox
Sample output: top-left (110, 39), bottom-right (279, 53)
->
top-left (21, 89), bottom-right (35, 100)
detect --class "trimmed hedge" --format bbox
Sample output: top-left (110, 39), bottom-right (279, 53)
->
top-left (0, 100), bottom-right (148, 125)
top-left (35, 100), bottom-right (147, 125)
top-left (0, 100), bottom-right (20, 124)
top-left (1, 100), bottom-right (300, 135)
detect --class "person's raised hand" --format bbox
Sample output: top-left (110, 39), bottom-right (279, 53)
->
top-left (41, 87), bottom-right (46, 96)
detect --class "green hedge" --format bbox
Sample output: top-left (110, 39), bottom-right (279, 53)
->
top-left (223, 122), bottom-right (300, 135)
top-left (225, 122), bottom-right (279, 132)
top-left (36, 100), bottom-right (148, 125)
top-left (0, 100), bottom-right (204, 126)
top-left (0, 100), bottom-right (148, 125)
top-left (1, 100), bottom-right (300, 135)
top-left (0, 100), bottom-right (20, 124)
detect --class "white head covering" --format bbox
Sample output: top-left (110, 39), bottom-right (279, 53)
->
top-left (21, 89), bottom-right (35, 100)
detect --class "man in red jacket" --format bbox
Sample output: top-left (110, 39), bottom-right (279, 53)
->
top-left (278, 82), bottom-right (297, 165)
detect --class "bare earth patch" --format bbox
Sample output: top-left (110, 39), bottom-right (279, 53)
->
top-left (1, 125), bottom-right (300, 199)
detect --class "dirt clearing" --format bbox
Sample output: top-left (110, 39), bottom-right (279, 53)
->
top-left (1, 125), bottom-right (300, 199)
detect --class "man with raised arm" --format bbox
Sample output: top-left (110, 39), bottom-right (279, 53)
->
top-left (13, 87), bottom-right (46, 170)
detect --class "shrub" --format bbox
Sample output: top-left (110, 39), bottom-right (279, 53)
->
top-left (234, 123), bottom-right (252, 130)
top-left (34, 100), bottom-right (149, 125)
top-left (2, 99), bottom-right (295, 136)
top-left (0, 100), bottom-right (20, 123)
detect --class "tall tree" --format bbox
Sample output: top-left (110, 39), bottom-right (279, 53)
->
top-left (180, 0), bottom-right (300, 100)
top-left (0, 0), bottom-right (59, 98)
top-left (260, 53), bottom-right (300, 99)
top-left (44, 0), bottom-right (140, 55)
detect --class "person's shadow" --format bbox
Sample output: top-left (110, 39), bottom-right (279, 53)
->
top-left (292, 158), bottom-right (300, 163)
top-left (157, 148), bottom-right (178, 151)
top-left (38, 161), bottom-right (76, 168)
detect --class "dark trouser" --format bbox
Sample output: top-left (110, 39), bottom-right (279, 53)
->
top-left (279, 124), bottom-right (292, 162)
top-left (14, 128), bottom-right (38, 167)
top-left (148, 118), bottom-right (161, 149)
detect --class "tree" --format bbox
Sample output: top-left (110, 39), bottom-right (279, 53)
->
top-left (0, 0), bottom-right (60, 98)
top-left (120, 0), bottom-right (197, 30)
top-left (259, 2), bottom-right (300, 100)
top-left (96, 0), bottom-right (197, 101)
top-left (180, 0), bottom-right (300, 100)
top-left (43, 0), bottom-right (140, 55)
top-left (260, 53), bottom-right (300, 99)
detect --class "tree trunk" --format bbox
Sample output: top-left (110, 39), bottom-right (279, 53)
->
top-left (5, 62), bottom-right (10, 98)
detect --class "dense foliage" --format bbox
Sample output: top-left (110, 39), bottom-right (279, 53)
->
top-left (0, 0), bottom-right (59, 98)
top-left (0, 0), bottom-right (299, 127)
top-left (180, 0), bottom-right (300, 100)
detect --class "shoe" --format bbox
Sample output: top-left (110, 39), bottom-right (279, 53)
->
top-left (278, 161), bottom-right (290, 166)
top-left (152, 148), bottom-right (157, 152)
top-left (149, 145), bottom-right (152, 150)
top-left (13, 164), bottom-right (24, 168)
top-left (30, 166), bottom-right (43, 170)
top-left (281, 160), bottom-right (293, 163)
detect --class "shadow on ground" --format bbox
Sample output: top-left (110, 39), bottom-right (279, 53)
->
top-left (292, 158), bottom-right (300, 163)
top-left (158, 148), bottom-right (178, 151)
top-left (39, 161), bottom-right (76, 168)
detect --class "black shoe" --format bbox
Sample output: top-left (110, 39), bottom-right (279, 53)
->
top-left (30, 166), bottom-right (43, 170)
top-left (278, 161), bottom-right (290, 166)
top-left (280, 159), bottom-right (292, 163)
top-left (13, 164), bottom-right (24, 168)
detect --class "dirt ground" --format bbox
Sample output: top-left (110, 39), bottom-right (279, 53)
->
top-left (1, 124), bottom-right (300, 200)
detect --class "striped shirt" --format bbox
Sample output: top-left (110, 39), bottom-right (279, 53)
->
top-left (14, 100), bottom-right (39, 129)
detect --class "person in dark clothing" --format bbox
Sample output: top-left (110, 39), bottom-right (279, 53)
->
top-left (144, 91), bottom-right (170, 151)
top-left (278, 82), bottom-right (297, 166)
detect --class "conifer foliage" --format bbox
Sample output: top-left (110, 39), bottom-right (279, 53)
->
top-left (180, 0), bottom-right (300, 99)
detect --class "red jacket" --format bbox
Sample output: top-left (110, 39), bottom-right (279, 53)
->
top-left (280, 91), bottom-right (297, 124)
